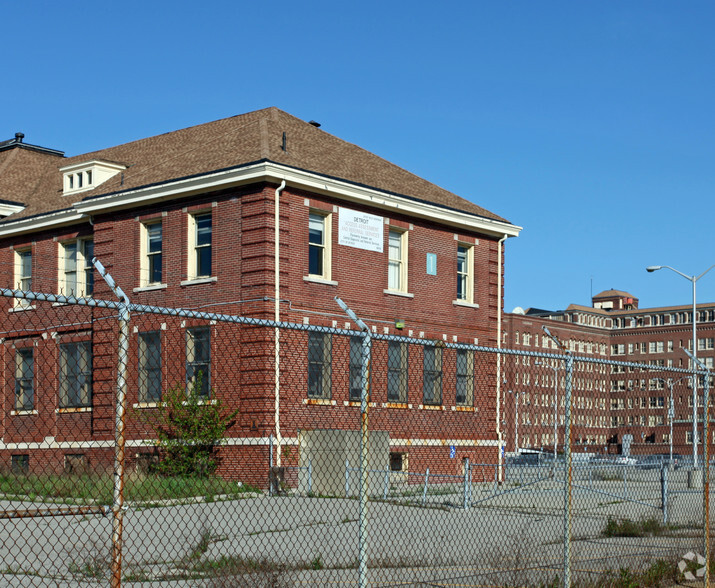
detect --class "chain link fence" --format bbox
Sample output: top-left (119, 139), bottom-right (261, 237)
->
top-left (0, 263), bottom-right (711, 586)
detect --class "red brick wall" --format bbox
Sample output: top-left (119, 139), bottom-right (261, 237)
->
top-left (0, 182), bottom-right (505, 485)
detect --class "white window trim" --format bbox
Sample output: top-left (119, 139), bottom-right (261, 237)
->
top-left (139, 221), bottom-right (164, 288)
top-left (180, 276), bottom-right (218, 287)
top-left (187, 211), bottom-right (213, 281)
top-left (454, 242), bottom-right (475, 305)
top-left (386, 228), bottom-right (408, 294)
top-left (58, 239), bottom-right (93, 298)
top-left (306, 211), bottom-right (332, 281)
top-left (14, 248), bottom-right (32, 308)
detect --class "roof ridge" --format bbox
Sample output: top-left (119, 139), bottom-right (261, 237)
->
top-left (64, 107), bottom-right (280, 161)
top-left (114, 117), bottom-right (264, 190)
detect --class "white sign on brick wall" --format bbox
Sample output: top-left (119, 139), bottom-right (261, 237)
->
top-left (338, 208), bottom-right (384, 253)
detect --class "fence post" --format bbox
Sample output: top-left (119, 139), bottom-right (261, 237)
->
top-left (93, 258), bottom-right (130, 588)
top-left (561, 353), bottom-right (574, 588)
top-left (422, 468), bottom-right (430, 505)
top-left (463, 458), bottom-right (470, 509)
top-left (269, 435), bottom-right (274, 497)
top-left (660, 463), bottom-right (668, 525)
top-left (622, 465), bottom-right (627, 498)
top-left (334, 297), bottom-right (372, 588)
top-left (702, 369), bottom-right (710, 588)
top-left (308, 459), bottom-right (313, 495)
top-left (383, 466), bottom-right (389, 500)
top-left (345, 459), bottom-right (350, 497)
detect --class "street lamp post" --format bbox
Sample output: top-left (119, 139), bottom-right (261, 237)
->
top-left (647, 264), bottom-right (715, 469)
top-left (536, 360), bottom-right (560, 463)
top-left (655, 376), bottom-right (689, 467)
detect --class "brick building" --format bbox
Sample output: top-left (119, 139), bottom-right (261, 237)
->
top-left (504, 289), bottom-right (715, 458)
top-left (0, 108), bottom-right (521, 484)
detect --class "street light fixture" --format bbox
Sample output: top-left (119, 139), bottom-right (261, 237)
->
top-left (646, 263), bottom-right (715, 468)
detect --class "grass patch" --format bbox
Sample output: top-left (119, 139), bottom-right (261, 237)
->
top-left (602, 516), bottom-right (671, 538)
top-left (583, 559), bottom-right (677, 588)
top-left (0, 471), bottom-right (259, 504)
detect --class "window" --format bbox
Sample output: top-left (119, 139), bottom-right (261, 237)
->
top-left (423, 345), bottom-right (443, 405)
top-left (390, 452), bottom-right (407, 472)
top-left (14, 248), bottom-right (31, 306)
top-left (59, 239), bottom-right (94, 296)
top-left (387, 341), bottom-right (408, 403)
top-left (64, 454), bottom-right (88, 474)
top-left (11, 455), bottom-right (29, 475)
top-left (308, 212), bottom-right (331, 280)
top-left (138, 331), bottom-right (161, 403)
top-left (455, 349), bottom-right (474, 406)
top-left (59, 342), bottom-right (92, 408)
top-left (61, 241), bottom-right (77, 294)
top-left (308, 332), bottom-right (331, 399)
top-left (186, 327), bottom-right (210, 397)
top-left (349, 336), bottom-right (363, 401)
top-left (140, 222), bottom-right (162, 286)
top-left (188, 212), bottom-right (212, 280)
top-left (456, 244), bottom-right (474, 303)
top-left (14, 348), bottom-right (33, 411)
top-left (387, 229), bottom-right (408, 292)
top-left (83, 240), bottom-right (94, 296)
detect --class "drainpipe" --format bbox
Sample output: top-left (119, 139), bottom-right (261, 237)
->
top-left (496, 234), bottom-right (508, 482)
top-left (274, 180), bottom-right (286, 466)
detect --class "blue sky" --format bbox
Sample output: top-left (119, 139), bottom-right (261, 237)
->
top-left (3, 1), bottom-right (714, 313)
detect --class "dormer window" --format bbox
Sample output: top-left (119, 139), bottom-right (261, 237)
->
top-left (61, 160), bottom-right (125, 196)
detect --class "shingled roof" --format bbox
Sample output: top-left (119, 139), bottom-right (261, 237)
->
top-left (0, 107), bottom-right (510, 225)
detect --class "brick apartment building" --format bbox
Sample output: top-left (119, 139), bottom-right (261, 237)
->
top-left (504, 289), bottom-right (715, 458)
top-left (0, 108), bottom-right (522, 483)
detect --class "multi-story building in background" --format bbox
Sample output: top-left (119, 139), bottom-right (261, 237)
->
top-left (504, 289), bottom-right (715, 458)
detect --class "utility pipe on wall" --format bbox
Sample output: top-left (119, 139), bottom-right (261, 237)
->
top-left (274, 180), bottom-right (286, 466)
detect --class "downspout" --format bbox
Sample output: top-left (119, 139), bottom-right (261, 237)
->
top-left (274, 180), bottom-right (286, 466)
top-left (496, 233), bottom-right (508, 482)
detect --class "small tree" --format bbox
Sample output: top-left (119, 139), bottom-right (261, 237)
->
top-left (146, 376), bottom-right (238, 477)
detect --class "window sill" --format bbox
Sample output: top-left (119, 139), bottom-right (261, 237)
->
top-left (181, 277), bottom-right (217, 287)
top-left (188, 399), bottom-right (216, 406)
top-left (9, 305), bottom-right (35, 313)
top-left (452, 406), bottom-right (476, 412)
top-left (303, 276), bottom-right (338, 286)
top-left (134, 283), bottom-right (168, 293)
top-left (11, 409), bottom-right (37, 416)
top-left (303, 398), bottom-right (336, 406)
top-left (344, 400), bottom-right (378, 407)
top-left (383, 289), bottom-right (414, 299)
top-left (453, 299), bottom-right (479, 309)
top-left (56, 407), bottom-right (92, 414)
top-left (132, 402), bottom-right (162, 409)
top-left (382, 402), bottom-right (410, 409)
top-left (418, 404), bottom-right (445, 411)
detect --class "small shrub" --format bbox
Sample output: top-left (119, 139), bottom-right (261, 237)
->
top-left (309, 555), bottom-right (324, 570)
top-left (141, 375), bottom-right (238, 478)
